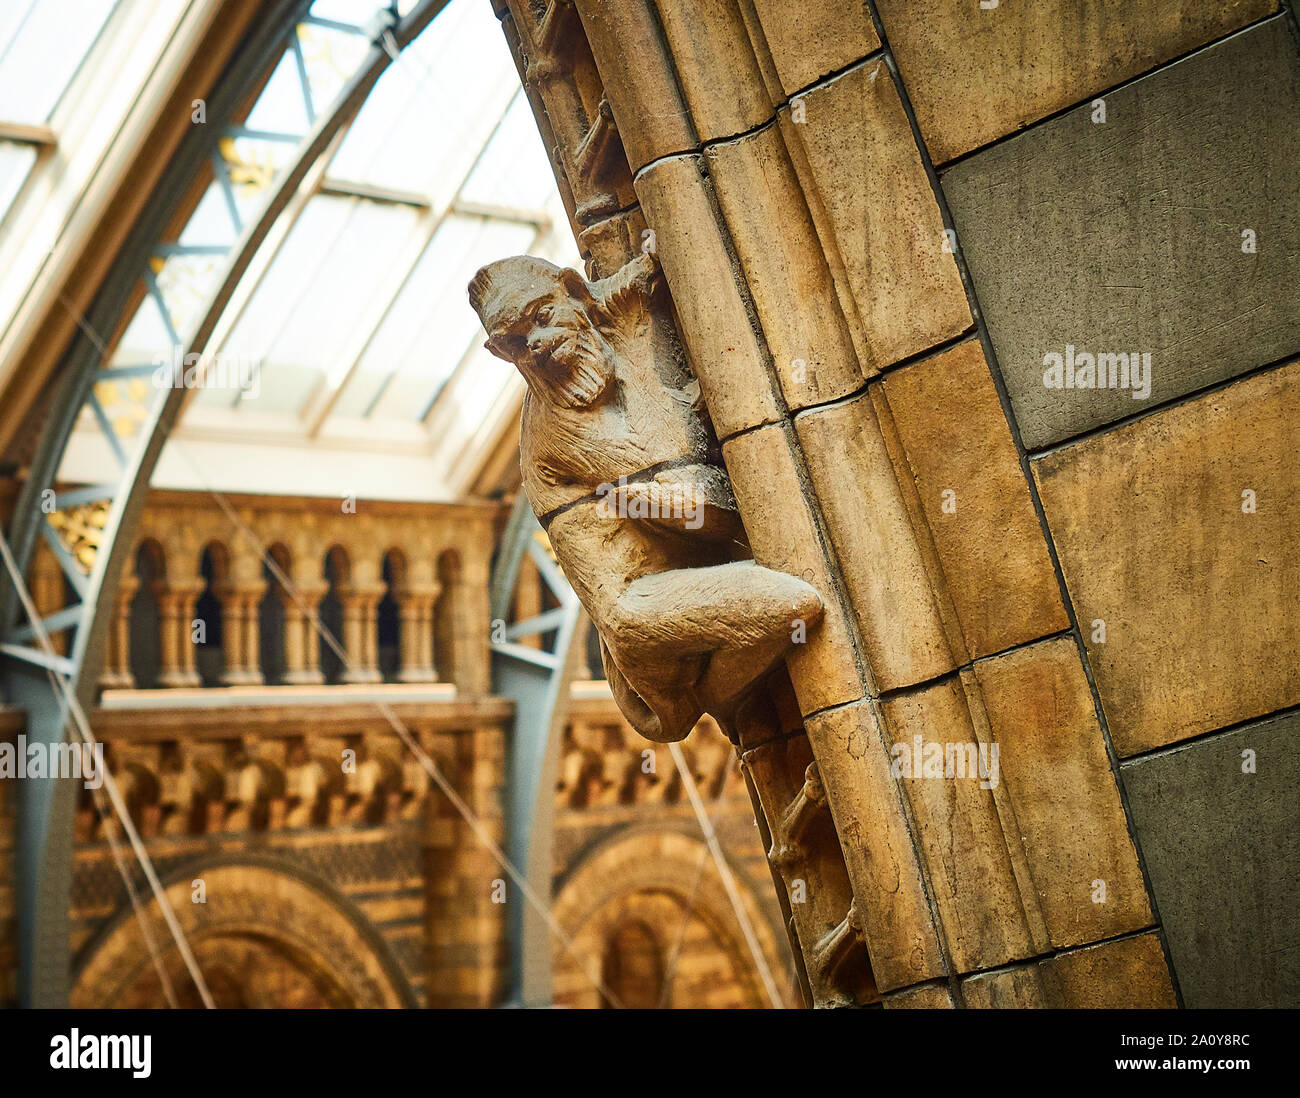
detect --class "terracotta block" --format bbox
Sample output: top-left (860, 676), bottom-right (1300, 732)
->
top-left (945, 19), bottom-right (1300, 448)
top-left (804, 699), bottom-right (945, 992)
top-left (742, 0), bottom-right (880, 98)
top-left (883, 981), bottom-right (954, 1009)
top-left (880, 339), bottom-right (1069, 657)
top-left (653, 0), bottom-right (773, 143)
top-left (970, 638), bottom-right (1152, 947)
top-left (1123, 710), bottom-right (1300, 1006)
top-left (877, 0), bottom-right (1276, 164)
top-left (705, 124), bottom-right (865, 411)
top-left (1034, 363), bottom-right (1300, 755)
top-left (962, 933), bottom-right (1176, 1009)
top-left (881, 675), bottom-right (1045, 973)
top-left (573, 0), bottom-right (695, 172)
top-left (780, 59), bottom-right (970, 375)
top-left (635, 154), bottom-right (782, 438)
top-left (721, 424), bottom-right (865, 714)
top-left (794, 392), bottom-right (958, 691)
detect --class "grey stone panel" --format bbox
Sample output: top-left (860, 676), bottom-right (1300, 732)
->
top-left (944, 18), bottom-right (1300, 449)
top-left (1122, 709), bottom-right (1300, 1007)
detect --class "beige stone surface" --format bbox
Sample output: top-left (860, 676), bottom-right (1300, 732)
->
top-left (876, 0), bottom-right (1276, 163)
top-left (722, 424), bottom-right (865, 714)
top-left (962, 933), bottom-right (1176, 1009)
top-left (881, 676), bottom-right (1044, 974)
top-left (971, 638), bottom-right (1152, 947)
top-left (636, 154), bottom-right (782, 439)
top-left (743, 0), bottom-right (880, 98)
top-left (780, 59), bottom-right (970, 374)
top-left (795, 392), bottom-right (958, 692)
top-left (653, 0), bottom-right (773, 143)
top-left (1034, 363), bottom-right (1300, 755)
top-left (805, 699), bottom-right (944, 992)
top-left (573, 0), bottom-right (695, 172)
top-left (883, 981), bottom-right (955, 1009)
top-left (577, 205), bottom-right (648, 279)
top-left (705, 123), bottom-right (865, 411)
top-left (880, 338), bottom-right (1069, 658)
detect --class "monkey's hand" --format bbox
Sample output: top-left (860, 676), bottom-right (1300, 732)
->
top-left (619, 464), bottom-right (740, 541)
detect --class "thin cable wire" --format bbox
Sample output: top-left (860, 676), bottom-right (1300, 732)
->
top-left (669, 741), bottom-right (784, 1009)
top-left (0, 531), bottom-right (215, 1008)
top-left (98, 801), bottom-right (181, 1008)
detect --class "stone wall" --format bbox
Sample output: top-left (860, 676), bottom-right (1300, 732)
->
top-left (491, 0), bottom-right (1300, 1007)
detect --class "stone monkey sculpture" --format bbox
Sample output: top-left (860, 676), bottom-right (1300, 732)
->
top-left (468, 251), bottom-right (821, 743)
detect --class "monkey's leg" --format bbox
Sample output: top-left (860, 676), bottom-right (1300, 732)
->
top-left (612, 560), bottom-right (822, 657)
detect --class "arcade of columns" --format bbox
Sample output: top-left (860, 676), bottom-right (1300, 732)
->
top-left (31, 490), bottom-right (499, 695)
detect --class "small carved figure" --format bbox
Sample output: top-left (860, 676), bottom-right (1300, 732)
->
top-left (469, 252), bottom-right (821, 742)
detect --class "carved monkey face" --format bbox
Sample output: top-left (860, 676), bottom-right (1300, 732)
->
top-left (477, 267), bottom-right (614, 410)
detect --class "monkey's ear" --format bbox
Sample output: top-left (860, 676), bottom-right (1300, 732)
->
top-left (557, 266), bottom-right (599, 309)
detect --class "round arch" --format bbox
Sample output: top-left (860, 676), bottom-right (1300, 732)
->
top-left (71, 858), bottom-right (414, 1009)
top-left (550, 827), bottom-right (789, 1009)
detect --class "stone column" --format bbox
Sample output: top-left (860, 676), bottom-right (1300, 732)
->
top-left (283, 583), bottom-right (327, 685)
top-left (157, 580), bottom-right (202, 688)
top-left (98, 575), bottom-right (138, 690)
top-left (398, 583), bottom-right (440, 683)
top-left (220, 584), bottom-right (266, 685)
top-left (342, 583), bottom-right (385, 684)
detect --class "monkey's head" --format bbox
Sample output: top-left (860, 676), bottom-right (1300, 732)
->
top-left (469, 253), bottom-right (663, 410)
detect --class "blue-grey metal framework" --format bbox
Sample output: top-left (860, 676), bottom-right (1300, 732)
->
top-left (488, 494), bottom-right (584, 1006)
top-left (0, 0), bottom-right (456, 1007)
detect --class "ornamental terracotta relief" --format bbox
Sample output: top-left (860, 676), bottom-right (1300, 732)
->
top-left (469, 252), bottom-right (821, 743)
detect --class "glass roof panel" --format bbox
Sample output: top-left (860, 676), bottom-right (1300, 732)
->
top-left (153, 252), bottom-right (225, 341)
top-left (363, 216), bottom-right (536, 421)
top-left (0, 0), bottom-right (118, 124)
top-left (244, 49), bottom-right (313, 136)
top-left (218, 194), bottom-right (420, 414)
top-left (110, 282), bottom-right (173, 369)
top-left (308, 0), bottom-right (386, 28)
top-left (178, 182), bottom-right (241, 248)
top-left (459, 91), bottom-right (557, 212)
top-left (149, 0), bottom-right (583, 499)
top-left (427, 337), bottom-right (520, 453)
top-left (327, 0), bottom-right (517, 202)
top-left (295, 21), bottom-right (372, 114)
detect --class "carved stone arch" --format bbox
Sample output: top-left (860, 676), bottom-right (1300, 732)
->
top-left (71, 858), bottom-right (415, 1009)
top-left (550, 827), bottom-right (787, 1009)
top-left (194, 539), bottom-right (231, 686)
top-left (127, 538), bottom-right (167, 689)
top-left (258, 540), bottom-right (292, 684)
top-left (323, 542), bottom-right (352, 586)
top-left (377, 547), bottom-right (407, 682)
top-left (319, 543), bottom-right (351, 683)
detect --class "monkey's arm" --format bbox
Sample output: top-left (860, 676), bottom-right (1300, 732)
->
top-left (617, 464), bottom-right (740, 541)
